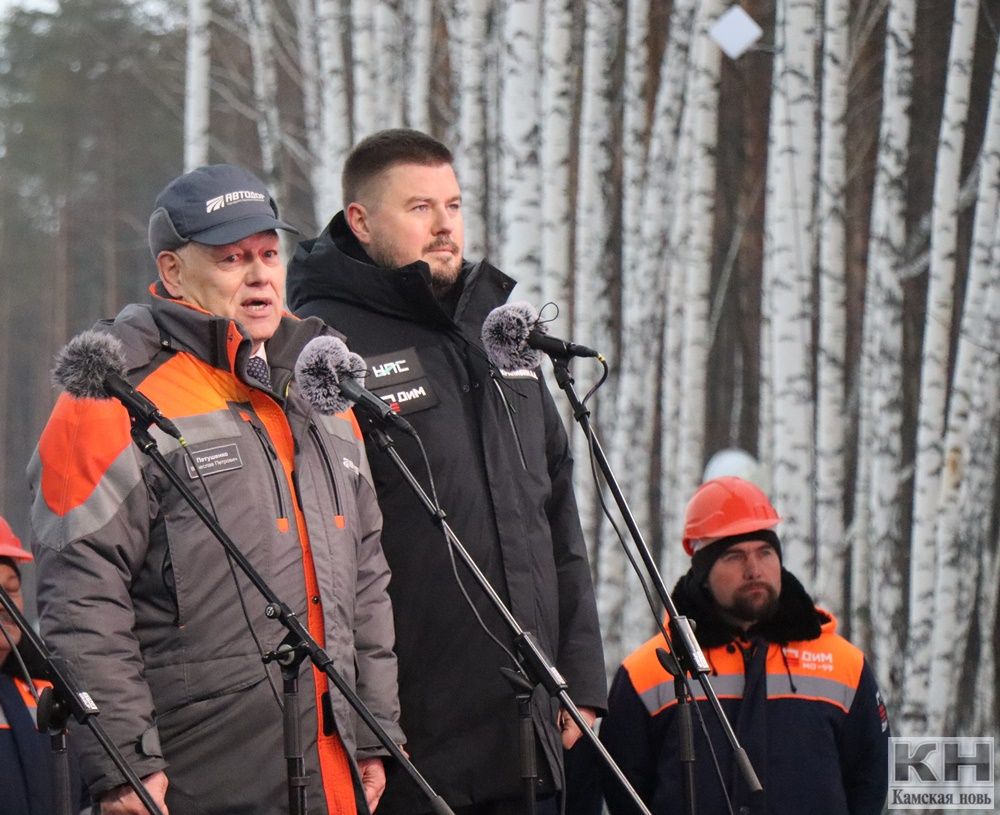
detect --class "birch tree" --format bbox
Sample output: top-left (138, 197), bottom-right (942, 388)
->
top-left (237, 0), bottom-right (282, 185)
top-left (350, 0), bottom-right (379, 139)
top-left (965, 52), bottom-right (1000, 740)
top-left (676, 0), bottom-right (723, 525)
top-left (184, 0), bottom-right (211, 170)
top-left (403, 0), bottom-right (433, 132)
top-left (538, 0), bottom-right (577, 310)
top-left (600, 0), bottom-right (652, 657)
top-left (373, 0), bottom-right (405, 128)
top-left (760, 0), bottom-right (817, 580)
top-left (659, 189), bottom-right (694, 590)
top-left (931, 358), bottom-right (1000, 732)
top-left (814, 0), bottom-right (849, 613)
top-left (309, 0), bottom-right (350, 222)
top-left (593, 0), bottom-right (723, 660)
top-left (450, 0), bottom-right (491, 258)
top-left (973, 513), bottom-right (1000, 736)
top-left (919, 34), bottom-right (1000, 733)
top-left (656, 1), bottom-right (710, 595)
top-left (296, 0), bottom-right (322, 221)
top-left (498, 0), bottom-right (543, 293)
top-left (855, 0), bottom-right (915, 692)
top-left (597, 0), bottom-right (698, 664)
top-left (646, 0), bottom-right (696, 580)
top-left (573, 0), bottom-right (624, 360)
top-left (577, 0), bottom-right (626, 657)
top-left (903, 0), bottom-right (980, 729)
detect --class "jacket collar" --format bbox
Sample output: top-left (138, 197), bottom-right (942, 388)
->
top-left (287, 211), bottom-right (518, 334)
top-left (114, 282), bottom-right (338, 396)
top-left (671, 567), bottom-right (829, 648)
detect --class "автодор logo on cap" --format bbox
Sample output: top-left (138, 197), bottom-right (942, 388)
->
top-left (206, 190), bottom-right (267, 213)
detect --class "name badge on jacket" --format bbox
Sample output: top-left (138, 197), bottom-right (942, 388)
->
top-left (364, 347), bottom-right (439, 415)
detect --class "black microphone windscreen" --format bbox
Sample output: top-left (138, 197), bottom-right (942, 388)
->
top-left (295, 335), bottom-right (366, 415)
top-left (481, 302), bottom-right (544, 371)
top-left (52, 330), bottom-right (128, 399)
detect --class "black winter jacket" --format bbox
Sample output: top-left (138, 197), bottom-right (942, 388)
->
top-left (288, 213), bottom-right (607, 812)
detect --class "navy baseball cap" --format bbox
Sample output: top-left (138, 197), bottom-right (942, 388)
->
top-left (148, 164), bottom-right (298, 257)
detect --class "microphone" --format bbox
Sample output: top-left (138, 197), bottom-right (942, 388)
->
top-left (52, 330), bottom-right (183, 440)
top-left (481, 302), bottom-right (600, 372)
top-left (295, 336), bottom-right (416, 437)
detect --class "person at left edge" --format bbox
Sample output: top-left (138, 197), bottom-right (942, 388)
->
top-left (27, 164), bottom-right (403, 815)
top-left (0, 515), bottom-right (90, 815)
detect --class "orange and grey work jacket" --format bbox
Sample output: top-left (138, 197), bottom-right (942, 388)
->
top-left (601, 582), bottom-right (890, 815)
top-left (28, 286), bottom-right (403, 814)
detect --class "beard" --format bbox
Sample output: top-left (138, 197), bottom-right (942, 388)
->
top-left (367, 236), bottom-right (462, 296)
top-left (719, 582), bottom-right (780, 625)
top-left (425, 245), bottom-right (462, 297)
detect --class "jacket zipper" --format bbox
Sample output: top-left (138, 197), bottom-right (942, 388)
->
top-left (161, 549), bottom-right (180, 626)
top-left (249, 421), bottom-right (287, 520)
top-left (308, 423), bottom-right (343, 517)
top-left (492, 376), bottom-right (528, 471)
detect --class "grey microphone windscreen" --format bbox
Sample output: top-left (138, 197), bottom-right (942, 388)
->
top-left (295, 335), bottom-right (367, 415)
top-left (52, 330), bottom-right (128, 398)
top-left (480, 302), bottom-right (544, 371)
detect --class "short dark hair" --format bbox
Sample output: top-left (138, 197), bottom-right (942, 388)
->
top-left (342, 129), bottom-right (453, 206)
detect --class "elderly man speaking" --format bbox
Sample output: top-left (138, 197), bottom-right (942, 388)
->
top-left (29, 165), bottom-right (403, 815)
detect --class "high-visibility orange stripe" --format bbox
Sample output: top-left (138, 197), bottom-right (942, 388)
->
top-left (345, 410), bottom-right (363, 441)
top-left (249, 387), bottom-right (357, 815)
top-left (138, 353), bottom-right (244, 417)
top-left (15, 676), bottom-right (51, 708)
top-left (623, 634), bottom-right (676, 694)
top-left (38, 394), bottom-right (132, 516)
top-left (625, 629), bottom-right (865, 714)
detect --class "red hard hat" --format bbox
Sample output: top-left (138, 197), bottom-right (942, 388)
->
top-left (682, 476), bottom-right (780, 556)
top-left (0, 516), bottom-right (32, 562)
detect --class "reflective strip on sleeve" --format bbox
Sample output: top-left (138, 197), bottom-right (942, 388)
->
top-left (767, 673), bottom-right (857, 712)
top-left (637, 673), bottom-right (747, 715)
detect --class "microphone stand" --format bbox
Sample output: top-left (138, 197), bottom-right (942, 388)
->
top-left (500, 667), bottom-right (538, 815)
top-left (547, 354), bottom-right (763, 803)
top-left (0, 583), bottom-right (165, 815)
top-left (127, 420), bottom-right (454, 815)
top-left (657, 649), bottom-right (696, 815)
top-left (365, 425), bottom-right (653, 815)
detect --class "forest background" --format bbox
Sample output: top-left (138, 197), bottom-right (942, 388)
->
top-left (1, 0), bottom-right (999, 787)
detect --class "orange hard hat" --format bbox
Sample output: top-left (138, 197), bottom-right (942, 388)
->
top-left (682, 476), bottom-right (780, 556)
top-left (0, 516), bottom-right (32, 562)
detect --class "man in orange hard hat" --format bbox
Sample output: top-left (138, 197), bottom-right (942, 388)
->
top-left (600, 477), bottom-right (890, 815)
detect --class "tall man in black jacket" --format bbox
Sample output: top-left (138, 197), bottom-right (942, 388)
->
top-left (287, 129), bottom-right (607, 815)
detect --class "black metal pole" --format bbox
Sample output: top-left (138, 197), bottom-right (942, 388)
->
top-left (367, 427), bottom-right (654, 815)
top-left (548, 355), bottom-right (762, 796)
top-left (500, 668), bottom-right (538, 815)
top-left (49, 730), bottom-right (72, 815)
top-left (130, 423), bottom-right (455, 815)
top-left (265, 636), bottom-right (310, 815)
top-left (657, 649), bottom-right (696, 815)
